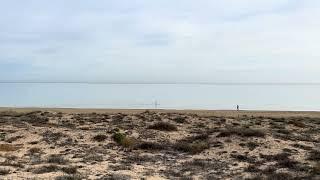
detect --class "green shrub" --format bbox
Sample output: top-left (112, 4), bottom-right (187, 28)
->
top-left (112, 132), bottom-right (126, 144)
top-left (112, 132), bottom-right (136, 148)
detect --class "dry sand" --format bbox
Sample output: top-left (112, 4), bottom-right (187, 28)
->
top-left (1, 107), bottom-right (320, 117)
top-left (0, 108), bottom-right (319, 179)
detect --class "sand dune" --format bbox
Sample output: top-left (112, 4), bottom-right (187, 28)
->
top-left (0, 109), bottom-right (319, 179)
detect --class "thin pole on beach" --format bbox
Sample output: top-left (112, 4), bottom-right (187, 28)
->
top-left (154, 100), bottom-right (159, 109)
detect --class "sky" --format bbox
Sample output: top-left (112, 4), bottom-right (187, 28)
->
top-left (0, 0), bottom-right (320, 83)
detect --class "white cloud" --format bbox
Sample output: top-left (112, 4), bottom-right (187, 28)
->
top-left (0, 0), bottom-right (319, 82)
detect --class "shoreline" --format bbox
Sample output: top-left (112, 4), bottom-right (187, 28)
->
top-left (1, 107), bottom-right (320, 117)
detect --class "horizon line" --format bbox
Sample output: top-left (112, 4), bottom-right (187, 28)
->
top-left (0, 81), bottom-right (320, 85)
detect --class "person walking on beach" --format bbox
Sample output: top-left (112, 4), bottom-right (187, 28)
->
top-left (237, 105), bottom-right (239, 111)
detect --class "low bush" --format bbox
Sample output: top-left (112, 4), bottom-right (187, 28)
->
top-left (292, 143), bottom-right (313, 151)
top-left (137, 142), bottom-right (166, 151)
top-left (109, 164), bottom-right (132, 171)
top-left (42, 131), bottom-right (65, 144)
top-left (185, 134), bottom-right (209, 142)
top-left (217, 128), bottom-right (265, 138)
top-left (103, 173), bottom-right (131, 180)
top-left (245, 165), bottom-right (260, 172)
top-left (0, 133), bottom-right (5, 141)
top-left (246, 141), bottom-right (260, 151)
top-left (148, 122), bottom-right (177, 131)
top-left (288, 120), bottom-right (306, 128)
top-left (61, 166), bottom-right (78, 174)
top-left (83, 153), bottom-right (103, 162)
top-left (112, 132), bottom-right (126, 144)
top-left (33, 165), bottom-right (59, 174)
top-left (125, 154), bottom-right (156, 164)
top-left (1, 156), bottom-right (24, 168)
top-left (28, 147), bottom-right (42, 155)
top-left (311, 163), bottom-right (320, 175)
top-left (276, 158), bottom-right (299, 169)
top-left (264, 172), bottom-right (293, 180)
top-left (308, 150), bottom-right (320, 161)
top-left (0, 168), bottom-right (10, 175)
top-left (47, 154), bottom-right (68, 164)
top-left (55, 174), bottom-right (84, 180)
top-left (112, 132), bottom-right (136, 148)
top-left (181, 159), bottom-right (228, 174)
top-left (175, 141), bottom-right (209, 154)
top-left (172, 116), bottom-right (187, 123)
top-left (260, 152), bottom-right (290, 162)
top-left (231, 154), bottom-right (256, 163)
top-left (92, 134), bottom-right (107, 142)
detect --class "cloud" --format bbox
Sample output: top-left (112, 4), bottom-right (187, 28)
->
top-left (0, 0), bottom-right (319, 82)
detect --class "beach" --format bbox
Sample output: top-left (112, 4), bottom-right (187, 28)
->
top-left (0, 108), bottom-right (319, 179)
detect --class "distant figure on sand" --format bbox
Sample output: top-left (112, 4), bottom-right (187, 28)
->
top-left (237, 105), bottom-right (239, 111)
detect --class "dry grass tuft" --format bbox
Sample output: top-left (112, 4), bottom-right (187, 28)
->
top-left (217, 127), bottom-right (265, 138)
top-left (28, 147), bottom-right (42, 155)
top-left (0, 144), bottom-right (21, 152)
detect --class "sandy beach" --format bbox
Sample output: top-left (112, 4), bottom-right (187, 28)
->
top-left (0, 108), bottom-right (319, 179)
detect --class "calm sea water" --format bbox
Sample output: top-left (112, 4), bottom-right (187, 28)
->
top-left (0, 83), bottom-right (319, 111)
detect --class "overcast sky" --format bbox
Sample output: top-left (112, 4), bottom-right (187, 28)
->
top-left (0, 0), bottom-right (319, 83)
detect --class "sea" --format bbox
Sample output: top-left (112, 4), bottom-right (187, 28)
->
top-left (0, 83), bottom-right (319, 111)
